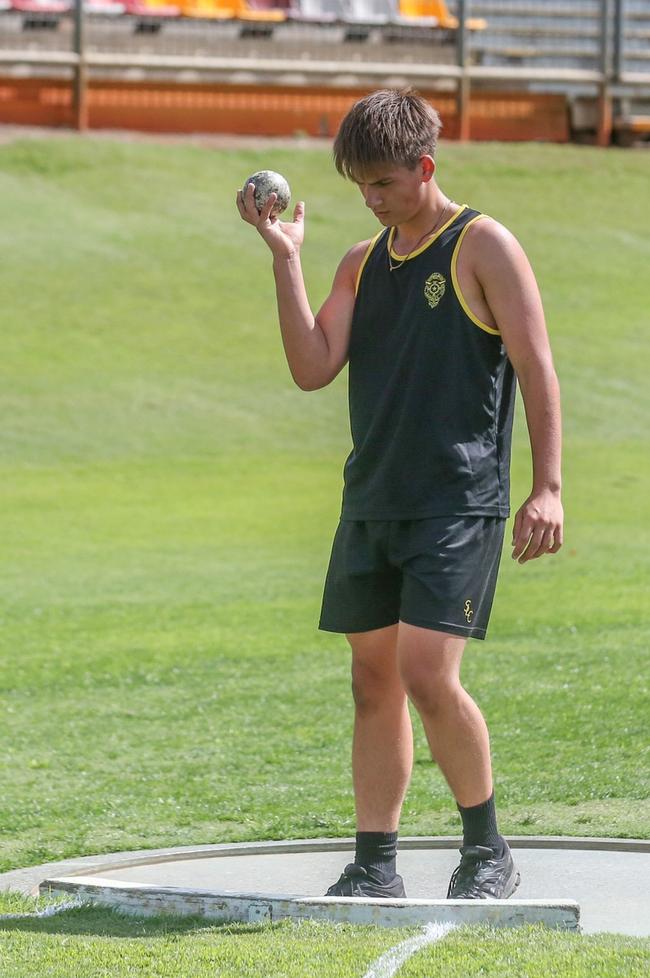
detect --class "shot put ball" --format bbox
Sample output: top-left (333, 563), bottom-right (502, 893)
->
top-left (243, 170), bottom-right (291, 217)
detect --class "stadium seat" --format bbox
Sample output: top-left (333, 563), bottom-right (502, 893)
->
top-left (124, 0), bottom-right (180, 18)
top-left (10, 0), bottom-right (71, 13)
top-left (237, 0), bottom-right (287, 22)
top-left (10, 0), bottom-right (70, 31)
top-left (84, 0), bottom-right (126, 13)
top-left (396, 0), bottom-right (448, 27)
top-left (345, 0), bottom-right (393, 26)
top-left (288, 0), bottom-right (345, 24)
top-left (177, 0), bottom-right (235, 18)
top-left (396, 0), bottom-right (485, 30)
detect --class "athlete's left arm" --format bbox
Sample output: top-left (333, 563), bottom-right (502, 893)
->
top-left (469, 218), bottom-right (563, 564)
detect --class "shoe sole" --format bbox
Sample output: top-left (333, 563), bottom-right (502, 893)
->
top-left (326, 887), bottom-right (408, 899)
top-left (502, 869), bottom-right (521, 899)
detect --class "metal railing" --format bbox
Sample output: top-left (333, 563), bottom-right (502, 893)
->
top-left (0, 0), bottom-right (648, 140)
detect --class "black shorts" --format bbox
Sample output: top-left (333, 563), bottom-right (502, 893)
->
top-left (319, 515), bottom-right (506, 640)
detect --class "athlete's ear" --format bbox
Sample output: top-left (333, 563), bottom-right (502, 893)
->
top-left (420, 155), bottom-right (436, 183)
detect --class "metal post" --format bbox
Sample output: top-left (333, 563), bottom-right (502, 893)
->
top-left (73, 0), bottom-right (88, 131)
top-left (456, 0), bottom-right (470, 141)
top-left (596, 0), bottom-right (612, 146)
top-left (613, 0), bottom-right (624, 82)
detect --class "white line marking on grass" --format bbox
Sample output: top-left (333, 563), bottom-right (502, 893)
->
top-left (0, 898), bottom-right (86, 920)
top-left (362, 921), bottom-right (458, 978)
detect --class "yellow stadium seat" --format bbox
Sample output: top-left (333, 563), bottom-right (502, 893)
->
top-left (397, 0), bottom-right (455, 28)
top-left (397, 0), bottom-right (485, 29)
top-left (178, 0), bottom-right (236, 19)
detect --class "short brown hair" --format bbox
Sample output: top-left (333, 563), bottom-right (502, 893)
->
top-left (333, 88), bottom-right (442, 181)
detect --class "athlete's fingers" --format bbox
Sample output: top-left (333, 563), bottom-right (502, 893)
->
top-left (521, 526), bottom-right (553, 562)
top-left (237, 184), bottom-right (260, 223)
top-left (259, 192), bottom-right (278, 225)
top-left (292, 200), bottom-right (305, 224)
top-left (511, 508), bottom-right (523, 549)
top-left (242, 182), bottom-right (255, 210)
top-left (512, 534), bottom-right (532, 561)
top-left (514, 529), bottom-right (534, 562)
top-left (548, 527), bottom-right (563, 553)
top-left (511, 515), bottom-right (533, 560)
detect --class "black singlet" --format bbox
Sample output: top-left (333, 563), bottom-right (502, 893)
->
top-left (340, 204), bottom-right (517, 521)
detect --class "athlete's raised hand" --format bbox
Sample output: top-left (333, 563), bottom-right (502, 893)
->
top-left (236, 182), bottom-right (305, 261)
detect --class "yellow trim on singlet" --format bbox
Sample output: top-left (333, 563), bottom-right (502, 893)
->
top-left (355, 229), bottom-right (385, 296)
top-left (450, 214), bottom-right (501, 336)
top-left (387, 204), bottom-right (467, 262)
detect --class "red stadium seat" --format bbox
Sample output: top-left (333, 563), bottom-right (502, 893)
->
top-left (10, 0), bottom-right (71, 13)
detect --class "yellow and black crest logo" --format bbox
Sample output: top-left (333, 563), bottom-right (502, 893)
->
top-left (424, 272), bottom-right (446, 309)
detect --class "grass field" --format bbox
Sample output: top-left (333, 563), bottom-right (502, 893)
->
top-left (0, 134), bottom-right (649, 976)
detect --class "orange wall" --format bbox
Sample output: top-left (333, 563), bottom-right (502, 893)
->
top-left (0, 78), bottom-right (570, 142)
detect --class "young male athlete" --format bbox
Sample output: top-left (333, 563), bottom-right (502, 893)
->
top-left (236, 89), bottom-right (563, 900)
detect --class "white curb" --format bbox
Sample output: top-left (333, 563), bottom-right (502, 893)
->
top-left (41, 876), bottom-right (580, 930)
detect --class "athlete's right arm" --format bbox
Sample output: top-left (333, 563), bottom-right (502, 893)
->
top-left (236, 182), bottom-right (366, 391)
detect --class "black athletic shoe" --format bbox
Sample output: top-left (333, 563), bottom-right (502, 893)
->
top-left (325, 863), bottom-right (407, 898)
top-left (447, 843), bottom-right (520, 899)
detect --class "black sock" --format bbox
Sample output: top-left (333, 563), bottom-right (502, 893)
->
top-left (355, 831), bottom-right (398, 883)
top-left (457, 792), bottom-right (505, 854)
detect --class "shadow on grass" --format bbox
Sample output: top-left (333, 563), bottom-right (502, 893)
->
top-left (0, 904), bottom-right (285, 938)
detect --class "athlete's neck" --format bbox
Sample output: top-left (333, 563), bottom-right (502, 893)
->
top-left (392, 192), bottom-right (453, 255)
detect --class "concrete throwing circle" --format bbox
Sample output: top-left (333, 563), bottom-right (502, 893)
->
top-left (2, 837), bottom-right (649, 935)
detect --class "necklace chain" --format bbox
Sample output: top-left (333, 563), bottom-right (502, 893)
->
top-left (387, 199), bottom-right (452, 272)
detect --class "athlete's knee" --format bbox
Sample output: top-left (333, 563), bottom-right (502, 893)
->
top-left (400, 662), bottom-right (462, 716)
top-left (350, 656), bottom-right (404, 713)
top-left (397, 625), bottom-right (465, 715)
